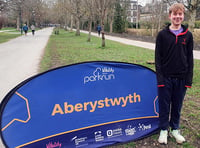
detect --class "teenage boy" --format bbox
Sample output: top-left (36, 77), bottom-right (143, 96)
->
top-left (155, 3), bottom-right (193, 144)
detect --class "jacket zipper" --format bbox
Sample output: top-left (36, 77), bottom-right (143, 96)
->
top-left (169, 28), bottom-right (188, 44)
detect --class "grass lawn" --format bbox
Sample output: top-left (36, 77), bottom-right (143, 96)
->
top-left (40, 30), bottom-right (155, 71)
top-left (40, 29), bottom-right (200, 148)
top-left (0, 27), bottom-right (21, 33)
top-left (0, 27), bottom-right (41, 43)
top-left (0, 27), bottom-right (22, 43)
top-left (0, 27), bottom-right (16, 30)
top-left (0, 32), bottom-right (21, 43)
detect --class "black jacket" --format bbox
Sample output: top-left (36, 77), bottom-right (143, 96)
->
top-left (155, 24), bottom-right (193, 87)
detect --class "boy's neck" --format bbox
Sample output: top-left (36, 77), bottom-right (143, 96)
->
top-left (169, 24), bottom-right (182, 30)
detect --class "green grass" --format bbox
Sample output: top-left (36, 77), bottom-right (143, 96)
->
top-left (0, 27), bottom-right (41, 43)
top-left (0, 27), bottom-right (15, 30)
top-left (40, 30), bottom-right (155, 71)
top-left (0, 32), bottom-right (21, 43)
top-left (187, 60), bottom-right (200, 97)
top-left (40, 29), bottom-right (200, 147)
top-left (0, 27), bottom-right (21, 33)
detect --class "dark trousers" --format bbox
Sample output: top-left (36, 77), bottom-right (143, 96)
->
top-left (32, 30), bottom-right (35, 35)
top-left (98, 31), bottom-right (101, 36)
top-left (158, 77), bottom-right (187, 130)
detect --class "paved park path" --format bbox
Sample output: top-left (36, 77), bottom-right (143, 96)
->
top-left (0, 28), bottom-right (53, 102)
top-left (0, 28), bottom-right (200, 148)
top-left (0, 27), bottom-right (53, 147)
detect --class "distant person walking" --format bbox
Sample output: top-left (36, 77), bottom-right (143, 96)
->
top-left (31, 24), bottom-right (35, 36)
top-left (96, 24), bottom-right (102, 36)
top-left (22, 24), bottom-right (28, 36)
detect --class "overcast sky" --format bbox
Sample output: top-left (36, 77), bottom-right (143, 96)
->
top-left (138, 0), bottom-right (151, 6)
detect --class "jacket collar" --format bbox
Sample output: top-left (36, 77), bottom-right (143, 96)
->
top-left (165, 24), bottom-right (188, 35)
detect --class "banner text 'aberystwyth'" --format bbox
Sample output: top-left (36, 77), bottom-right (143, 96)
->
top-left (51, 92), bottom-right (141, 116)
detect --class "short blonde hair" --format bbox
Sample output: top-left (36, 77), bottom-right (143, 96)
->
top-left (169, 3), bottom-right (185, 14)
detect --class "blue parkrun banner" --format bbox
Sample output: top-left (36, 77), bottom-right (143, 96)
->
top-left (0, 61), bottom-right (159, 148)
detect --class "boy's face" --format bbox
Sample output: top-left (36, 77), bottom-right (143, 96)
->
top-left (169, 9), bottom-right (184, 27)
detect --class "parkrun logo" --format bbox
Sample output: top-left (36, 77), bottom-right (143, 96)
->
top-left (84, 67), bottom-right (115, 84)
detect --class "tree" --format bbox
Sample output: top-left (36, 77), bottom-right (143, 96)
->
top-left (21, 0), bottom-right (44, 26)
top-left (42, 2), bottom-right (58, 26)
top-left (66, 0), bottom-right (85, 36)
top-left (0, 0), bottom-right (6, 29)
top-left (107, 4), bottom-right (115, 33)
top-left (146, 0), bottom-right (167, 36)
top-left (84, 0), bottom-right (96, 42)
top-left (7, 0), bottom-right (26, 32)
top-left (184, 0), bottom-right (200, 31)
top-left (94, 0), bottom-right (116, 47)
top-left (0, 0), bottom-right (6, 11)
top-left (120, 0), bottom-right (130, 31)
top-left (53, 0), bottom-right (68, 26)
top-left (0, 16), bottom-right (3, 29)
top-left (113, 1), bottom-right (124, 33)
top-left (4, 0), bottom-right (45, 30)
top-left (166, 0), bottom-right (200, 31)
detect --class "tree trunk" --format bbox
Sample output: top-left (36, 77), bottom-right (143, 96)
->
top-left (76, 18), bottom-right (80, 36)
top-left (87, 20), bottom-right (92, 42)
top-left (151, 24), bottom-right (154, 37)
top-left (158, 2), bottom-right (163, 32)
top-left (101, 21), bottom-right (105, 47)
top-left (101, 8), bottom-right (106, 47)
top-left (102, 32), bottom-right (105, 47)
top-left (186, 0), bottom-right (197, 32)
top-left (17, 17), bottom-right (20, 30)
top-left (70, 15), bottom-right (73, 31)
top-left (188, 9), bottom-right (196, 32)
top-left (109, 19), bottom-right (113, 33)
top-left (64, 17), bottom-right (67, 31)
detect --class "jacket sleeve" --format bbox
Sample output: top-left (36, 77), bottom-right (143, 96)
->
top-left (155, 32), bottom-right (165, 86)
top-left (185, 33), bottom-right (194, 87)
